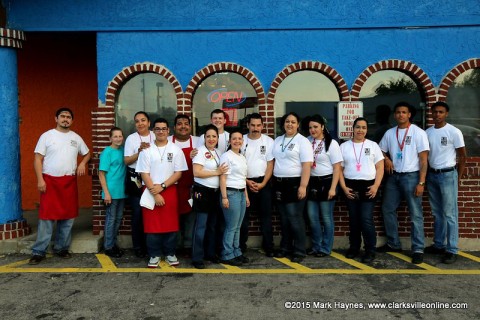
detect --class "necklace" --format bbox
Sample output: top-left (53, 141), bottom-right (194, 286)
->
top-left (155, 141), bottom-right (168, 162)
top-left (352, 140), bottom-right (365, 172)
top-left (138, 132), bottom-right (153, 143)
top-left (281, 133), bottom-right (298, 152)
top-left (312, 138), bottom-right (324, 169)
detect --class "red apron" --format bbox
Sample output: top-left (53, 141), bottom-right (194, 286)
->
top-left (39, 174), bottom-right (79, 220)
top-left (173, 136), bottom-right (194, 214)
top-left (142, 185), bottom-right (179, 233)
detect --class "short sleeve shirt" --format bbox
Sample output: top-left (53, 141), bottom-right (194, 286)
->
top-left (242, 134), bottom-right (274, 178)
top-left (273, 134), bottom-right (314, 177)
top-left (426, 123), bottom-right (465, 169)
top-left (99, 146), bottom-right (127, 199)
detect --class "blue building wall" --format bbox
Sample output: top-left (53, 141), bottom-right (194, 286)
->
top-left (5, 0), bottom-right (480, 99)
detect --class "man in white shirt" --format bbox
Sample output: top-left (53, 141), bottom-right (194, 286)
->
top-left (378, 102), bottom-right (429, 264)
top-left (240, 113), bottom-right (275, 257)
top-left (29, 107), bottom-right (90, 265)
top-left (425, 101), bottom-right (466, 264)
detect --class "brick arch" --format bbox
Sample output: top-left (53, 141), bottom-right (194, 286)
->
top-left (350, 59), bottom-right (437, 107)
top-left (90, 62), bottom-right (183, 235)
top-left (437, 58), bottom-right (480, 101)
top-left (266, 61), bottom-right (349, 136)
top-left (183, 62), bottom-right (266, 130)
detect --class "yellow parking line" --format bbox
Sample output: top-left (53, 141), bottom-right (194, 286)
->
top-left (275, 257), bottom-right (313, 272)
top-left (387, 252), bottom-right (442, 271)
top-left (458, 251), bottom-right (480, 263)
top-left (95, 254), bottom-right (118, 271)
top-left (330, 252), bottom-right (377, 271)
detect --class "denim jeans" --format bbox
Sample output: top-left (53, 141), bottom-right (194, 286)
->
top-left (427, 169), bottom-right (459, 254)
top-left (32, 218), bottom-right (75, 256)
top-left (306, 200), bottom-right (335, 254)
top-left (346, 199), bottom-right (376, 253)
top-left (277, 199), bottom-right (307, 256)
top-left (382, 172), bottom-right (425, 253)
top-left (128, 195), bottom-right (146, 251)
top-left (221, 190), bottom-right (246, 260)
top-left (104, 199), bottom-right (125, 250)
top-left (192, 209), bottom-right (220, 262)
top-left (146, 232), bottom-right (177, 257)
top-left (178, 211), bottom-right (195, 249)
top-left (241, 181), bottom-right (274, 252)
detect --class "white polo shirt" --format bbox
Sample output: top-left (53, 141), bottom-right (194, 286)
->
top-left (426, 123), bottom-right (465, 170)
top-left (242, 134), bottom-right (274, 178)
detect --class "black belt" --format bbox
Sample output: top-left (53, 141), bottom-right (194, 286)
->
top-left (393, 171), bottom-right (418, 175)
top-left (227, 187), bottom-right (245, 192)
top-left (193, 182), bottom-right (218, 192)
top-left (312, 174), bottom-right (333, 181)
top-left (247, 176), bottom-right (265, 183)
top-left (429, 167), bottom-right (455, 174)
top-left (274, 177), bottom-right (300, 182)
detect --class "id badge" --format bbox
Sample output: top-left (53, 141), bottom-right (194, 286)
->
top-left (396, 152), bottom-right (402, 160)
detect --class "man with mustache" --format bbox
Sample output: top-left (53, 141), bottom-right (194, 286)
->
top-left (240, 113), bottom-right (275, 257)
top-left (29, 107), bottom-right (90, 265)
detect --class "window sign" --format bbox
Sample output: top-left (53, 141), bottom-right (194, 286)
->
top-left (337, 101), bottom-right (363, 139)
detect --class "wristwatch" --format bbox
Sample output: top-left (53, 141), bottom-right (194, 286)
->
top-left (161, 183), bottom-right (167, 189)
top-left (418, 182), bottom-right (425, 186)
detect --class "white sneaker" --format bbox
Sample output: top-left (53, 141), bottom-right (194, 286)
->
top-left (148, 256), bottom-right (160, 268)
top-left (166, 255), bottom-right (179, 266)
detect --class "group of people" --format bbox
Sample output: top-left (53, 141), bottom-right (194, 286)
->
top-left (28, 100), bottom-right (466, 268)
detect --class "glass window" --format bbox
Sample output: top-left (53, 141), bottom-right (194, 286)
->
top-left (273, 70), bottom-right (340, 137)
top-left (115, 73), bottom-right (177, 134)
top-left (359, 70), bottom-right (423, 143)
top-left (192, 72), bottom-right (258, 135)
top-left (447, 68), bottom-right (480, 156)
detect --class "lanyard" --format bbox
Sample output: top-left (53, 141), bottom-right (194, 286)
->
top-left (311, 139), bottom-right (324, 168)
top-left (396, 124), bottom-right (411, 152)
top-left (352, 140), bottom-right (365, 172)
top-left (281, 133), bottom-right (297, 152)
top-left (138, 132), bottom-right (153, 144)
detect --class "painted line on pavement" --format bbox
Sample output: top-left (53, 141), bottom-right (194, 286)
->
top-left (458, 251), bottom-right (480, 263)
top-left (387, 252), bottom-right (442, 271)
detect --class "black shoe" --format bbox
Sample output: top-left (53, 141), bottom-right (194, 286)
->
top-left (264, 250), bottom-right (275, 258)
top-left (424, 245), bottom-right (446, 255)
top-left (274, 251), bottom-right (286, 258)
top-left (112, 245), bottom-right (125, 256)
top-left (221, 258), bottom-right (242, 266)
top-left (191, 261), bottom-right (206, 269)
top-left (376, 244), bottom-right (402, 253)
top-left (307, 248), bottom-right (317, 256)
top-left (104, 248), bottom-right (122, 258)
top-left (28, 255), bottom-right (45, 265)
top-left (361, 252), bottom-right (376, 263)
top-left (291, 255), bottom-right (304, 263)
top-left (346, 248), bottom-right (359, 259)
top-left (442, 252), bottom-right (457, 264)
top-left (412, 252), bottom-right (424, 264)
top-left (134, 248), bottom-right (147, 258)
top-left (206, 256), bottom-right (220, 264)
top-left (315, 252), bottom-right (328, 258)
top-left (55, 250), bottom-right (72, 259)
top-left (237, 255), bottom-right (250, 263)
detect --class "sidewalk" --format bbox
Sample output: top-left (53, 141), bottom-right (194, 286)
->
top-left (0, 208), bottom-right (102, 254)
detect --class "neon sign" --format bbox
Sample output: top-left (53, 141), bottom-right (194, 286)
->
top-left (207, 88), bottom-right (247, 107)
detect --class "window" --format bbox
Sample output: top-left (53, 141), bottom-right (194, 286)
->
top-left (447, 68), bottom-right (480, 156)
top-left (115, 73), bottom-right (177, 134)
top-left (273, 70), bottom-right (339, 137)
top-left (192, 72), bottom-right (258, 135)
top-left (359, 70), bottom-right (423, 143)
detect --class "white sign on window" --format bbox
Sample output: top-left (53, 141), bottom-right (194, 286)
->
top-left (337, 101), bottom-right (363, 139)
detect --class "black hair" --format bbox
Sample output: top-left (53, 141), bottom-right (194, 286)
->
top-left (203, 124), bottom-right (219, 149)
top-left (210, 109), bottom-right (226, 118)
top-left (153, 117), bottom-right (169, 127)
top-left (247, 112), bottom-right (263, 124)
top-left (109, 126), bottom-right (123, 137)
top-left (226, 129), bottom-right (243, 152)
top-left (393, 101), bottom-right (414, 113)
top-left (56, 107), bottom-right (74, 119)
top-left (174, 114), bottom-right (191, 125)
top-left (431, 101), bottom-right (450, 112)
top-left (280, 112), bottom-right (301, 134)
top-left (353, 117), bottom-right (369, 128)
top-left (309, 114), bottom-right (333, 152)
top-left (134, 111), bottom-right (150, 121)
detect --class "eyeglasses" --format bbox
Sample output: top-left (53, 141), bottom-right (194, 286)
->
top-left (153, 127), bottom-right (169, 132)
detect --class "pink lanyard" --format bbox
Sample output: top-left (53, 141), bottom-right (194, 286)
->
top-left (352, 140), bottom-right (365, 172)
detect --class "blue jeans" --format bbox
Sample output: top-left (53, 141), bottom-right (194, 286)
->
top-left (178, 211), bottom-right (195, 249)
top-left (346, 199), bottom-right (376, 253)
top-left (192, 209), bottom-right (220, 262)
top-left (221, 189), bottom-right (246, 260)
top-left (427, 169), bottom-right (459, 254)
top-left (306, 200), bottom-right (335, 254)
top-left (241, 181), bottom-right (274, 252)
top-left (32, 218), bottom-right (75, 256)
top-left (128, 195), bottom-right (146, 251)
top-left (146, 232), bottom-right (177, 257)
top-left (277, 199), bottom-right (307, 256)
top-left (104, 199), bottom-right (125, 250)
top-left (382, 172), bottom-right (425, 253)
